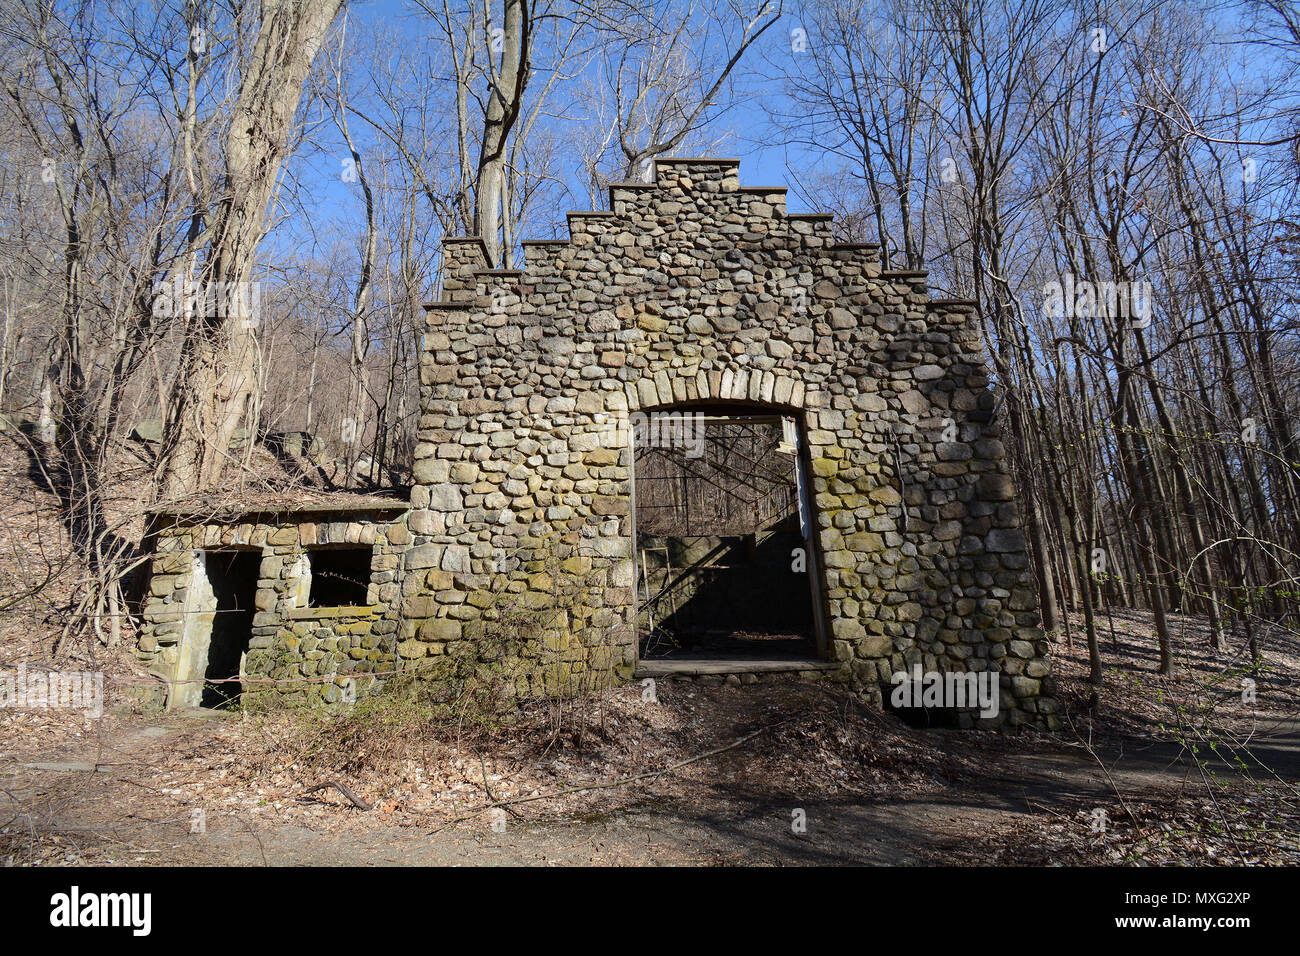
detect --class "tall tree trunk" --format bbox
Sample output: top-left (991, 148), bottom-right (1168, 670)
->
top-left (160, 0), bottom-right (342, 498)
top-left (475, 0), bottom-right (530, 266)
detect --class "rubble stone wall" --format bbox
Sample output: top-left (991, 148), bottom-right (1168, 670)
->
top-left (404, 158), bottom-right (1059, 729)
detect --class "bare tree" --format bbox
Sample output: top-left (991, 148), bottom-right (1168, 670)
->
top-left (580, 0), bottom-right (781, 198)
top-left (159, 0), bottom-right (344, 497)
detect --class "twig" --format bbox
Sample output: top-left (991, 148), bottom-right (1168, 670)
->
top-left (1065, 712), bottom-right (1147, 834)
top-left (300, 781), bottom-right (371, 810)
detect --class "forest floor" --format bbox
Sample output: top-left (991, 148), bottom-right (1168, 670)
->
top-left (2, 430), bottom-right (1299, 866)
top-left (4, 613), bottom-right (1297, 866)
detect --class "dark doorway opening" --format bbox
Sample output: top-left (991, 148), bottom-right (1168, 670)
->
top-left (201, 550), bottom-right (261, 708)
top-left (633, 407), bottom-right (825, 663)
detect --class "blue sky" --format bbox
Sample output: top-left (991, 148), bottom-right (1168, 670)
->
top-left (286, 0), bottom-right (821, 264)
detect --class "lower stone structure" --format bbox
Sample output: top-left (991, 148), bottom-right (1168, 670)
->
top-left (135, 501), bottom-right (410, 711)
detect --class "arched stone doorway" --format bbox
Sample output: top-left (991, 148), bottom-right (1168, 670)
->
top-left (630, 402), bottom-right (828, 665)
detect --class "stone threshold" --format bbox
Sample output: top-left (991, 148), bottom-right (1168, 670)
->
top-left (634, 658), bottom-right (841, 678)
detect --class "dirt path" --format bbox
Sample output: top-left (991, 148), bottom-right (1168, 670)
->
top-left (7, 709), bottom-right (1297, 866)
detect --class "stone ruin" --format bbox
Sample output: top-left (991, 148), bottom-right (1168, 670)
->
top-left (137, 157), bottom-right (1060, 730)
